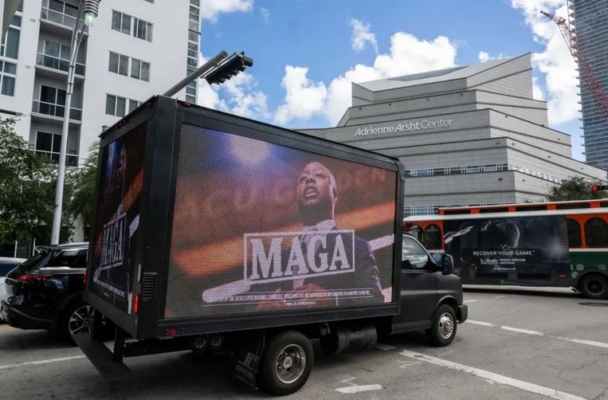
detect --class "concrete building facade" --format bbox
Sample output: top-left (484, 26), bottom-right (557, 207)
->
top-left (569, 0), bottom-right (608, 171)
top-left (0, 0), bottom-right (201, 167)
top-left (300, 54), bottom-right (607, 216)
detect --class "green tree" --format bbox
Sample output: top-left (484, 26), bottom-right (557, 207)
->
top-left (67, 140), bottom-right (99, 233)
top-left (0, 118), bottom-right (73, 244)
top-left (546, 176), bottom-right (607, 201)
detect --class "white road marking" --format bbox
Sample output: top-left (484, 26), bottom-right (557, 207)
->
top-left (375, 343), bottom-right (396, 351)
top-left (464, 299), bottom-right (477, 303)
top-left (336, 384), bottom-right (382, 394)
top-left (400, 350), bottom-right (586, 400)
top-left (467, 320), bottom-right (496, 327)
top-left (0, 355), bottom-right (85, 371)
top-left (495, 296), bottom-right (507, 299)
top-left (500, 326), bottom-right (544, 336)
top-left (468, 320), bottom-right (608, 350)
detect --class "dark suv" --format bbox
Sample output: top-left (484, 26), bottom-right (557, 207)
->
top-left (1, 242), bottom-right (93, 342)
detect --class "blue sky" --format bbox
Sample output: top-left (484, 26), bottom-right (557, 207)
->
top-left (198, 0), bottom-right (584, 160)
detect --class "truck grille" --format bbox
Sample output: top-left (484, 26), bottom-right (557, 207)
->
top-left (141, 272), bottom-right (157, 301)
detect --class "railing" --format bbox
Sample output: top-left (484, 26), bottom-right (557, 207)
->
top-left (36, 53), bottom-right (86, 76)
top-left (32, 100), bottom-right (82, 121)
top-left (40, 7), bottom-right (77, 29)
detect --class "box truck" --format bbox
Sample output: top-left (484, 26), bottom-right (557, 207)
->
top-left (75, 95), bottom-right (467, 396)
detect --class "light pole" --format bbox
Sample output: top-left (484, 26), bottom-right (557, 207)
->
top-left (50, 0), bottom-right (101, 245)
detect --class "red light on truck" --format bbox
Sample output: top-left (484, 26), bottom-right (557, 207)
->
top-left (166, 328), bottom-right (177, 337)
top-left (134, 294), bottom-right (140, 314)
top-left (83, 270), bottom-right (88, 285)
top-left (559, 274), bottom-right (567, 278)
top-left (18, 274), bottom-right (51, 282)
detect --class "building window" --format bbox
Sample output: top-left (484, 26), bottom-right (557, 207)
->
top-left (41, 0), bottom-right (79, 29)
top-left (130, 58), bottom-right (150, 81)
top-left (134, 18), bottom-right (153, 41)
top-left (112, 11), bottom-right (153, 41)
top-left (34, 131), bottom-right (78, 167)
top-left (106, 94), bottom-right (140, 117)
top-left (0, 61), bottom-right (16, 96)
top-left (108, 51), bottom-right (129, 76)
top-left (109, 52), bottom-right (150, 81)
top-left (1, 15), bottom-right (21, 60)
top-left (112, 10), bottom-right (131, 35)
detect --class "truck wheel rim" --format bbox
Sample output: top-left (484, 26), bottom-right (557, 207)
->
top-left (438, 313), bottom-right (454, 340)
top-left (587, 280), bottom-right (604, 294)
top-left (275, 344), bottom-right (306, 384)
top-left (69, 305), bottom-right (93, 336)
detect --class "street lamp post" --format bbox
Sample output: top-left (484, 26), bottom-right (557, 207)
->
top-left (50, 0), bottom-right (100, 245)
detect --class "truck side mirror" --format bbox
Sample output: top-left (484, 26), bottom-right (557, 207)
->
top-left (439, 253), bottom-right (454, 275)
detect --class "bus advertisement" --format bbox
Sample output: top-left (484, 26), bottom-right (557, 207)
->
top-left (404, 201), bottom-right (608, 300)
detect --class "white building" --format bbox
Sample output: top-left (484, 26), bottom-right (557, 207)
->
top-left (0, 0), bottom-right (201, 167)
top-left (300, 55), bottom-right (607, 216)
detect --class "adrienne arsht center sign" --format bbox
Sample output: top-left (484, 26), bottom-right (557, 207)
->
top-left (354, 119), bottom-right (453, 137)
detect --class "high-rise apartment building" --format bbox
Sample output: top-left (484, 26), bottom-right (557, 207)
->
top-left (569, 0), bottom-right (608, 171)
top-left (0, 0), bottom-right (201, 166)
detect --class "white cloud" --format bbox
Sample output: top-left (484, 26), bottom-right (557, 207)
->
top-left (532, 76), bottom-right (545, 101)
top-left (478, 51), bottom-right (508, 63)
top-left (196, 53), bottom-right (269, 120)
top-left (274, 31), bottom-right (458, 125)
top-left (200, 0), bottom-right (254, 22)
top-left (274, 66), bottom-right (328, 125)
top-left (510, 0), bottom-right (580, 125)
top-left (260, 7), bottom-right (270, 22)
top-left (350, 19), bottom-right (378, 54)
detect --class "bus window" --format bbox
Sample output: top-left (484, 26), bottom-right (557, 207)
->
top-left (423, 224), bottom-right (442, 249)
top-left (479, 207), bottom-right (509, 214)
top-left (566, 219), bottom-right (582, 248)
top-left (526, 219), bottom-right (549, 248)
top-left (515, 205), bottom-right (547, 212)
top-left (443, 209), bottom-right (471, 215)
top-left (585, 218), bottom-right (608, 247)
top-left (600, 201), bottom-right (608, 208)
top-left (407, 225), bottom-right (423, 242)
top-left (556, 203), bottom-right (591, 210)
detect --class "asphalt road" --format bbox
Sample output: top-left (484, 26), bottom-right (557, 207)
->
top-left (1, 287), bottom-right (607, 400)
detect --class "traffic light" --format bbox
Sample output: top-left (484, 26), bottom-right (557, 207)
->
top-left (591, 185), bottom-right (608, 193)
top-left (205, 52), bottom-right (254, 85)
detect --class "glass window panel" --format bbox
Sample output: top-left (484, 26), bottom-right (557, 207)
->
top-left (116, 97), bottom-right (126, 117)
top-left (56, 89), bottom-right (66, 105)
top-left (146, 23), bottom-right (153, 41)
top-left (118, 54), bottom-right (128, 75)
top-left (49, 0), bottom-right (63, 12)
top-left (121, 15), bottom-right (131, 34)
top-left (52, 134), bottom-right (61, 153)
top-left (45, 41), bottom-right (59, 57)
top-left (5, 28), bottom-right (20, 59)
top-left (129, 99), bottom-right (138, 112)
top-left (131, 58), bottom-right (140, 79)
top-left (109, 52), bottom-right (119, 73)
top-left (64, 3), bottom-right (78, 17)
top-left (40, 86), bottom-right (56, 103)
top-left (141, 62), bottom-right (150, 81)
top-left (112, 11), bottom-right (121, 31)
top-left (60, 45), bottom-right (70, 60)
top-left (36, 132), bottom-right (53, 151)
top-left (1, 75), bottom-right (15, 96)
top-left (105, 95), bottom-right (116, 115)
top-left (136, 19), bottom-right (146, 39)
top-left (12, 15), bottom-right (22, 27)
top-left (4, 62), bottom-right (16, 74)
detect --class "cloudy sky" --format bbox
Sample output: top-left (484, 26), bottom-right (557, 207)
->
top-left (197, 0), bottom-right (584, 161)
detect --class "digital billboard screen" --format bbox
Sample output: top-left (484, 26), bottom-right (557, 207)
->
top-left (166, 124), bottom-right (398, 318)
top-left (89, 123), bottom-right (147, 315)
top-left (443, 215), bottom-right (570, 281)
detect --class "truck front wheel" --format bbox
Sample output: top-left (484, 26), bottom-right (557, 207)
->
top-left (579, 274), bottom-right (608, 300)
top-left (426, 304), bottom-right (457, 347)
top-left (259, 331), bottom-right (313, 396)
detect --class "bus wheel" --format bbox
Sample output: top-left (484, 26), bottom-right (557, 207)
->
top-left (259, 331), bottom-right (313, 396)
top-left (579, 274), bottom-right (608, 300)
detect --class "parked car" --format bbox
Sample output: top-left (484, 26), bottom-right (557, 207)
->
top-left (0, 257), bottom-right (26, 323)
top-left (1, 242), bottom-right (93, 341)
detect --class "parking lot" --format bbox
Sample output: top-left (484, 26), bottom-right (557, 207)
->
top-left (1, 287), bottom-right (607, 400)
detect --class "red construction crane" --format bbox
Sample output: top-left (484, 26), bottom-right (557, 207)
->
top-left (540, 10), bottom-right (608, 123)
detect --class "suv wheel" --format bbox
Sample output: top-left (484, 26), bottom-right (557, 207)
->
top-left (57, 299), bottom-right (94, 344)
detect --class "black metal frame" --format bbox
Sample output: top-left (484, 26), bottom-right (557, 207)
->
top-left (85, 95), bottom-right (405, 340)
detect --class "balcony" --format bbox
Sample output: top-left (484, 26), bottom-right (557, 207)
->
top-left (36, 53), bottom-right (86, 77)
top-left (40, 5), bottom-right (89, 37)
top-left (32, 100), bottom-right (82, 123)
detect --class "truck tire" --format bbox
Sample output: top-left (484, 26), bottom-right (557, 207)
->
top-left (259, 331), bottom-right (313, 396)
top-left (579, 274), bottom-right (608, 300)
top-left (56, 299), bottom-right (94, 344)
top-left (426, 304), bottom-right (457, 347)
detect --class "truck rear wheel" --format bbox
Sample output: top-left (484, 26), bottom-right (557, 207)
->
top-left (426, 304), bottom-right (457, 347)
top-left (259, 331), bottom-right (313, 396)
top-left (579, 274), bottom-right (608, 300)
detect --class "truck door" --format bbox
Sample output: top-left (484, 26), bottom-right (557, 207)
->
top-left (392, 236), bottom-right (438, 332)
